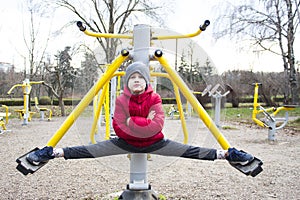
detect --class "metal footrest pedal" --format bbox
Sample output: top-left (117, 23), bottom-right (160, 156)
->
top-left (230, 155), bottom-right (263, 177)
top-left (16, 147), bottom-right (48, 175)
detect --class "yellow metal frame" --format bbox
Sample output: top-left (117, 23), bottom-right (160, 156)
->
top-left (7, 80), bottom-right (44, 120)
top-left (45, 20), bottom-right (231, 150)
top-left (89, 71), bottom-right (125, 143)
top-left (34, 97), bottom-right (53, 121)
top-left (46, 53), bottom-right (129, 147)
top-left (151, 72), bottom-right (189, 144)
top-left (90, 82), bottom-right (108, 144)
top-left (252, 83), bottom-right (295, 128)
top-left (155, 55), bottom-right (230, 149)
top-left (0, 105), bottom-right (11, 131)
top-left (81, 24), bottom-right (205, 41)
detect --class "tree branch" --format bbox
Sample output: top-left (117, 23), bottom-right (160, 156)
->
top-left (42, 82), bottom-right (59, 98)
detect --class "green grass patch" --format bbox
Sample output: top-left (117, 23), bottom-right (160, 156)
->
top-left (167, 103), bottom-right (300, 129)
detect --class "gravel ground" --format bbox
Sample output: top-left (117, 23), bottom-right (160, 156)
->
top-left (1, 115), bottom-right (299, 200)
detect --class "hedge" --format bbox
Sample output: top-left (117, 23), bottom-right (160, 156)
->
top-left (0, 96), bottom-right (288, 107)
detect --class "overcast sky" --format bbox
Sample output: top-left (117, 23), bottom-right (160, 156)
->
top-left (0, 0), bottom-right (299, 74)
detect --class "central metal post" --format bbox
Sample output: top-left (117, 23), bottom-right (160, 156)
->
top-left (119, 24), bottom-right (158, 199)
top-left (207, 84), bottom-right (230, 128)
top-left (130, 24), bottom-right (151, 190)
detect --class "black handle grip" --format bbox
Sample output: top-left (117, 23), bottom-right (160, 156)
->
top-left (200, 20), bottom-right (210, 31)
top-left (76, 21), bottom-right (86, 31)
top-left (251, 83), bottom-right (262, 86)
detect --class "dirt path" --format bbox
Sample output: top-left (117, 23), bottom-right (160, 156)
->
top-left (1, 116), bottom-right (299, 199)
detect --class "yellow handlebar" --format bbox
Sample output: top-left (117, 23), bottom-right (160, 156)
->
top-left (77, 20), bottom-right (210, 40)
top-left (7, 84), bottom-right (22, 95)
top-left (30, 81), bottom-right (44, 85)
top-left (77, 21), bottom-right (133, 39)
top-left (272, 106), bottom-right (296, 116)
top-left (0, 105), bottom-right (10, 124)
top-left (152, 20), bottom-right (210, 40)
top-left (7, 81), bottom-right (44, 95)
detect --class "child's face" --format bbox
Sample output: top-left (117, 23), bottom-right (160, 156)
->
top-left (127, 72), bottom-right (146, 95)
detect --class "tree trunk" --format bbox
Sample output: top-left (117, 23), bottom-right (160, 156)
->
top-left (286, 0), bottom-right (299, 105)
top-left (226, 84), bottom-right (239, 108)
top-left (59, 91), bottom-right (65, 116)
top-left (261, 85), bottom-right (274, 106)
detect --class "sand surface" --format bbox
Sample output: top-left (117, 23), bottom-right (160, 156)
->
top-left (1, 115), bottom-right (299, 199)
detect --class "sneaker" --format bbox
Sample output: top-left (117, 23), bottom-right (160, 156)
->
top-left (26, 146), bottom-right (54, 166)
top-left (226, 147), bottom-right (254, 165)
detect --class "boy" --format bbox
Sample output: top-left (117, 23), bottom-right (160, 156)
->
top-left (27, 62), bottom-right (253, 166)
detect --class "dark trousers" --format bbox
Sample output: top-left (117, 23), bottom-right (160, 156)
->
top-left (63, 138), bottom-right (217, 161)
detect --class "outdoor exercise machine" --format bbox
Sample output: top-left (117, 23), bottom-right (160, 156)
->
top-left (252, 83), bottom-right (296, 141)
top-left (16, 20), bottom-right (263, 199)
top-left (0, 104), bottom-right (11, 134)
top-left (34, 97), bottom-right (52, 121)
top-left (202, 84), bottom-right (230, 128)
top-left (90, 64), bottom-right (124, 142)
top-left (167, 104), bottom-right (179, 119)
top-left (7, 79), bottom-right (44, 125)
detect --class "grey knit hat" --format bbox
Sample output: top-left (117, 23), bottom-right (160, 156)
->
top-left (125, 62), bottom-right (150, 86)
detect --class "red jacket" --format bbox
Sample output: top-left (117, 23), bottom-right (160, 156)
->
top-left (112, 85), bottom-right (165, 147)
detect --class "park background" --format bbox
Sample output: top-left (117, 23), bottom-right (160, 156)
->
top-left (1, 0), bottom-right (299, 112)
top-left (0, 1), bottom-right (300, 199)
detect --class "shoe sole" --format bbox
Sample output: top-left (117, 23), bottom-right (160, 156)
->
top-left (230, 157), bottom-right (254, 166)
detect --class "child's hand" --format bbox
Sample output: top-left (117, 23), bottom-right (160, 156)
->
top-left (147, 110), bottom-right (156, 120)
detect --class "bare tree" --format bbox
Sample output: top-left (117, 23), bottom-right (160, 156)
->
top-left (222, 69), bottom-right (290, 107)
top-left (53, 0), bottom-right (171, 68)
top-left (214, 0), bottom-right (300, 104)
top-left (23, 0), bottom-right (51, 80)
